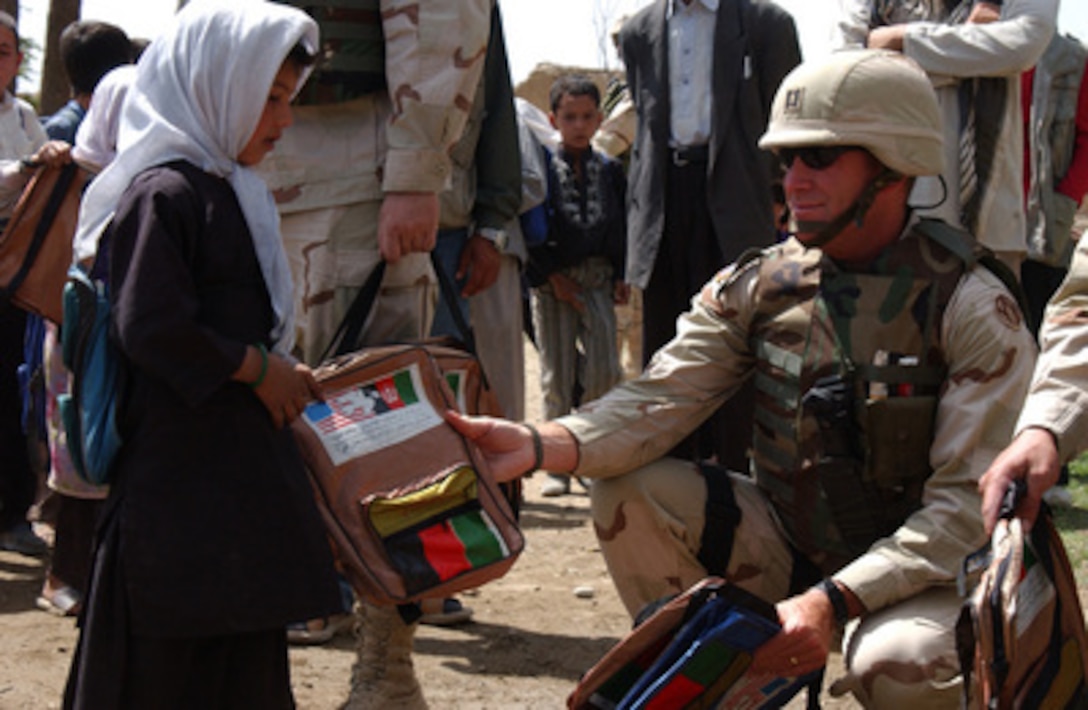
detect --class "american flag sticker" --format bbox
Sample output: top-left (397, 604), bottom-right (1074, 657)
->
top-left (302, 363), bottom-right (441, 466)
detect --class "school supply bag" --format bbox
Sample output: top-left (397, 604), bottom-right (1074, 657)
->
top-left (956, 481), bottom-right (1088, 709)
top-left (0, 162), bottom-right (90, 323)
top-left (56, 262), bottom-right (122, 485)
top-left (569, 577), bottom-right (819, 710)
top-left (291, 343), bottom-right (524, 606)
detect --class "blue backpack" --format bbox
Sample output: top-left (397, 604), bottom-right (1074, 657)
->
top-left (57, 263), bottom-right (121, 485)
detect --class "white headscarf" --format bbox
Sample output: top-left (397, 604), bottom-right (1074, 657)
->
top-left (71, 64), bottom-right (136, 172)
top-left (72, 0), bottom-right (319, 354)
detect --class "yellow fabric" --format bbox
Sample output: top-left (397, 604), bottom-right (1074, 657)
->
top-left (368, 466), bottom-right (478, 537)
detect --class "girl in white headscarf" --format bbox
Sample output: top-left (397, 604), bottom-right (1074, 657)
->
top-left (63, 3), bottom-right (342, 708)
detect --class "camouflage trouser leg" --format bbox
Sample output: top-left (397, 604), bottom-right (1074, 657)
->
top-left (831, 585), bottom-right (964, 709)
top-left (589, 457), bottom-right (793, 618)
top-left (591, 458), bottom-right (964, 708)
top-left (279, 203), bottom-right (436, 366)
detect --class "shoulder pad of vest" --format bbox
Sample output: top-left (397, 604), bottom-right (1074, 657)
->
top-left (913, 217), bottom-right (1030, 320)
top-left (912, 218), bottom-right (978, 268)
top-left (713, 246), bottom-right (760, 286)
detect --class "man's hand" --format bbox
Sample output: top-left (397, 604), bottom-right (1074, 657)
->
top-left (613, 281), bottom-right (631, 306)
top-left (29, 140), bottom-right (72, 169)
top-left (979, 427), bottom-right (1061, 533)
top-left (378, 192), bottom-right (439, 263)
top-left (750, 587), bottom-right (836, 677)
top-left (457, 234), bottom-right (502, 296)
top-left (867, 25), bottom-right (907, 51)
top-left (445, 412), bottom-right (580, 481)
top-left (548, 272), bottom-right (585, 313)
top-left (968, 1), bottom-right (1002, 24)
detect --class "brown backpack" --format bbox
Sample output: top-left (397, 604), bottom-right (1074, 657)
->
top-left (956, 482), bottom-right (1088, 708)
top-left (290, 343), bottom-right (524, 606)
top-left (0, 162), bottom-right (90, 323)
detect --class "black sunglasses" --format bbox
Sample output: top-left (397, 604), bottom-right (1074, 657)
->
top-left (777, 146), bottom-right (859, 171)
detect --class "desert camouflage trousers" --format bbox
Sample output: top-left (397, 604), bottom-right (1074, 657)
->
top-left (590, 458), bottom-right (965, 708)
top-left (256, 96), bottom-right (438, 366)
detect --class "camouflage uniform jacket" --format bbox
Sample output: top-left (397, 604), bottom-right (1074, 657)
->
top-left (560, 219), bottom-right (1037, 614)
top-left (262, 0), bottom-right (491, 209)
top-left (1017, 235), bottom-right (1088, 460)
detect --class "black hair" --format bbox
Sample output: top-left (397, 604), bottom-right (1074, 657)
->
top-left (286, 41), bottom-right (318, 70)
top-left (60, 21), bottom-right (132, 96)
top-left (549, 74), bottom-right (601, 113)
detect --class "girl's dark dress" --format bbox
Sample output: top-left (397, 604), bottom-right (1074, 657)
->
top-left (65, 161), bottom-right (341, 709)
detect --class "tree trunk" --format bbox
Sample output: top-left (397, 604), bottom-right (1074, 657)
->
top-left (39, 0), bottom-right (81, 116)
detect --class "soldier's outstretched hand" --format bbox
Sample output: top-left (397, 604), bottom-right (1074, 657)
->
top-left (979, 427), bottom-right (1061, 534)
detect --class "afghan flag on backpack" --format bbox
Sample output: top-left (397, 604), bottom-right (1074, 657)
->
top-left (369, 466), bottom-right (511, 596)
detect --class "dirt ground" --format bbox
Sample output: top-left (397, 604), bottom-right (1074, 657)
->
top-left (0, 337), bottom-right (855, 709)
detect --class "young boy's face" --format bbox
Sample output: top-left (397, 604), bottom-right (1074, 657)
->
top-left (550, 93), bottom-right (602, 152)
top-left (0, 25), bottom-right (23, 93)
top-left (238, 60), bottom-right (300, 167)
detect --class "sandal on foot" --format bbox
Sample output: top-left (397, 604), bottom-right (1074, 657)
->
top-left (36, 585), bottom-right (82, 617)
top-left (287, 613), bottom-right (352, 645)
top-left (419, 597), bottom-right (474, 626)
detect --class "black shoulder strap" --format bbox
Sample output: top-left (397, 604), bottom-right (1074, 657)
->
top-left (912, 217), bottom-right (1031, 322)
top-left (321, 250), bottom-right (476, 363)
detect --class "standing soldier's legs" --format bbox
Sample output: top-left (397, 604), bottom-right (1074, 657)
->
top-left (831, 585), bottom-right (964, 709)
top-left (590, 459), bottom-right (793, 617)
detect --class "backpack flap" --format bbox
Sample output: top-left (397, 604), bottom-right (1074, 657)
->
top-left (291, 344), bottom-right (523, 605)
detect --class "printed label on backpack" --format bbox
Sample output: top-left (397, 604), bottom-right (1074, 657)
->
top-left (301, 363), bottom-right (443, 466)
top-left (1015, 543), bottom-right (1056, 643)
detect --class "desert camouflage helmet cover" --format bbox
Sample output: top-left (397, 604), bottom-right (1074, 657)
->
top-left (759, 49), bottom-right (943, 177)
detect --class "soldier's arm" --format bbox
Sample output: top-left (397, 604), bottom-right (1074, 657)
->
top-left (990, 236), bottom-right (1088, 529)
top-left (558, 261), bottom-right (760, 478)
top-left (834, 269), bottom-right (1038, 613)
top-left (377, 0), bottom-right (490, 261)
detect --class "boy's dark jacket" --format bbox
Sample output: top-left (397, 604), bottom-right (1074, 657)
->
top-left (527, 146), bottom-right (627, 288)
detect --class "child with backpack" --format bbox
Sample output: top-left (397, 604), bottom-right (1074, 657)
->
top-left (62, 3), bottom-right (341, 707)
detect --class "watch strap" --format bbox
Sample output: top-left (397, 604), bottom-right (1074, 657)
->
top-left (817, 578), bottom-right (850, 627)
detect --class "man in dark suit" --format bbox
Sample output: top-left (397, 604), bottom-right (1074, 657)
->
top-left (619, 0), bottom-right (800, 468)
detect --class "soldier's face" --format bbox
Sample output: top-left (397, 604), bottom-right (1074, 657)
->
top-left (784, 147), bottom-right (888, 261)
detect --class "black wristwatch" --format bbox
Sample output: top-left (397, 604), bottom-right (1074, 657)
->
top-left (816, 578), bottom-right (850, 627)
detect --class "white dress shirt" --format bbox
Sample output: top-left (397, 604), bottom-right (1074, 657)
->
top-left (668, 0), bottom-right (718, 147)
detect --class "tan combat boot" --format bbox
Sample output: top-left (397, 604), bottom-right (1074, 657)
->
top-left (341, 599), bottom-right (427, 710)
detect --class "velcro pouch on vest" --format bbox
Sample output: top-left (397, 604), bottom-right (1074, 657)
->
top-left (864, 395), bottom-right (937, 491)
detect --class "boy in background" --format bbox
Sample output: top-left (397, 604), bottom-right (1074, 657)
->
top-left (528, 75), bottom-right (627, 498)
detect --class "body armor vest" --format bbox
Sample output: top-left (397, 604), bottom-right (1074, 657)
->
top-left (747, 221), bottom-right (975, 574)
top-left (287, 0), bottom-right (386, 104)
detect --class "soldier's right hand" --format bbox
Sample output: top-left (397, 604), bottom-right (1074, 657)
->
top-left (378, 192), bottom-right (439, 263)
top-left (979, 427), bottom-right (1061, 534)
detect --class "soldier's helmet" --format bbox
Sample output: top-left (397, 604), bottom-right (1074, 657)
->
top-left (759, 49), bottom-right (942, 177)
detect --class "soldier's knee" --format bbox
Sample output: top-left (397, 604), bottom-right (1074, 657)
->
top-left (838, 596), bottom-right (962, 708)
